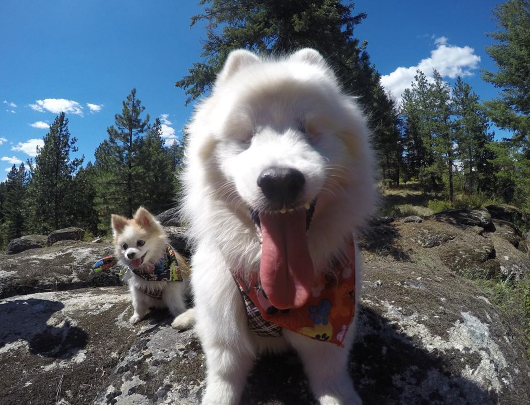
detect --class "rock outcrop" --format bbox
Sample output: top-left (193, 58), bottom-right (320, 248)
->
top-left (1, 209), bottom-right (529, 405)
top-left (6, 234), bottom-right (47, 254)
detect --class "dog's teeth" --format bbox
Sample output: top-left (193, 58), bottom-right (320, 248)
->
top-left (280, 208), bottom-right (286, 214)
top-left (304, 203), bottom-right (310, 210)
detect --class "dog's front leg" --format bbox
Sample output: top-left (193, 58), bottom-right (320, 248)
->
top-left (192, 244), bottom-right (256, 405)
top-left (285, 330), bottom-right (361, 405)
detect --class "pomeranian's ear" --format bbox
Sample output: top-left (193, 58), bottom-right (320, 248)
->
top-left (111, 214), bottom-right (128, 236)
top-left (217, 49), bottom-right (260, 84)
top-left (134, 207), bottom-right (156, 229)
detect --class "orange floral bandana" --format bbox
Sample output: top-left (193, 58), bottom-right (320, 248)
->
top-left (235, 240), bottom-right (356, 347)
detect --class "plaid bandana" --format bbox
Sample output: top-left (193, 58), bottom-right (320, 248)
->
top-left (235, 240), bottom-right (356, 347)
top-left (93, 244), bottom-right (184, 282)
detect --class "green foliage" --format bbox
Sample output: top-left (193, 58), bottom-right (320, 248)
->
top-left (93, 89), bottom-right (150, 231)
top-left (427, 199), bottom-right (454, 213)
top-left (482, 0), bottom-right (530, 145)
top-left (26, 113), bottom-right (83, 234)
top-left (2, 164), bottom-right (29, 244)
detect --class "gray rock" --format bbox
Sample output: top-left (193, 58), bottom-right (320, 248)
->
top-left (0, 241), bottom-right (119, 299)
top-left (6, 234), bottom-right (47, 254)
top-left (433, 208), bottom-right (492, 229)
top-left (165, 226), bottom-right (191, 259)
top-left (492, 219), bottom-right (524, 249)
top-left (401, 215), bottom-right (423, 223)
top-left (486, 204), bottom-right (524, 224)
top-left (157, 207), bottom-right (181, 227)
top-left (413, 228), bottom-right (455, 248)
top-left (47, 227), bottom-right (85, 245)
top-left (1, 273), bottom-right (529, 405)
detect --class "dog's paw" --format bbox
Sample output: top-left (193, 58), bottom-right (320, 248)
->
top-left (171, 308), bottom-right (195, 330)
top-left (129, 314), bottom-right (143, 324)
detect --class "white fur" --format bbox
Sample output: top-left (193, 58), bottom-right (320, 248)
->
top-left (181, 49), bottom-right (375, 404)
top-left (111, 207), bottom-right (193, 330)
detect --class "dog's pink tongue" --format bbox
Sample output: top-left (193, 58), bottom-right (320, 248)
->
top-left (130, 258), bottom-right (142, 269)
top-left (259, 210), bottom-right (314, 310)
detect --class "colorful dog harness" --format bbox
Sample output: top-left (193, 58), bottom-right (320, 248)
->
top-left (93, 244), bottom-right (185, 299)
top-left (235, 240), bottom-right (356, 347)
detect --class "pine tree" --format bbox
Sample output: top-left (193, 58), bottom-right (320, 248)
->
top-left (3, 164), bottom-right (29, 243)
top-left (482, 0), bottom-right (530, 148)
top-left (431, 71), bottom-right (454, 201)
top-left (452, 77), bottom-right (495, 195)
top-left (72, 162), bottom-right (99, 235)
top-left (27, 113), bottom-right (83, 233)
top-left (136, 118), bottom-right (176, 214)
top-left (93, 89), bottom-right (149, 231)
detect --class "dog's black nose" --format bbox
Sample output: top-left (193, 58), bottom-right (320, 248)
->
top-left (257, 167), bottom-right (305, 209)
top-left (127, 252), bottom-right (136, 259)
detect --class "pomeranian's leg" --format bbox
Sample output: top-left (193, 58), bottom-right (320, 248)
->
top-left (192, 244), bottom-right (256, 405)
top-left (129, 282), bottom-right (150, 324)
top-left (285, 329), bottom-right (361, 405)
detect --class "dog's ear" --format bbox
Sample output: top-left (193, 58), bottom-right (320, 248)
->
top-left (111, 214), bottom-right (128, 236)
top-left (217, 49), bottom-right (260, 83)
top-left (289, 48), bottom-right (325, 66)
top-left (134, 207), bottom-right (156, 229)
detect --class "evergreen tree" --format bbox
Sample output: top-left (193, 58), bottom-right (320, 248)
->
top-left (431, 71), bottom-right (455, 201)
top-left (27, 113), bottom-right (83, 233)
top-left (137, 118), bottom-right (176, 214)
top-left (482, 0), bottom-right (530, 148)
top-left (176, 0), bottom-right (400, 175)
top-left (452, 77), bottom-right (495, 195)
top-left (400, 71), bottom-right (441, 192)
top-left (93, 89), bottom-right (149, 231)
top-left (72, 162), bottom-right (99, 235)
top-left (3, 164), bottom-right (28, 243)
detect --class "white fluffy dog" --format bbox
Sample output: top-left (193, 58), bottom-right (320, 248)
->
top-left (111, 207), bottom-right (194, 330)
top-left (181, 49), bottom-right (375, 404)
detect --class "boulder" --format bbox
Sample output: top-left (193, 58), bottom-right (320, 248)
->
top-left (401, 215), bottom-right (423, 223)
top-left (433, 208), bottom-right (492, 229)
top-left (492, 219), bottom-right (524, 250)
top-left (47, 227), bottom-right (85, 245)
top-left (1, 276), bottom-right (529, 404)
top-left (157, 207), bottom-right (181, 227)
top-left (486, 204), bottom-right (525, 224)
top-left (164, 226), bottom-right (191, 259)
top-left (0, 241), bottom-right (119, 299)
top-left (5, 234), bottom-right (47, 254)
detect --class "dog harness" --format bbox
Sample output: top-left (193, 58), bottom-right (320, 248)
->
top-left (235, 240), bottom-right (356, 347)
top-left (93, 244), bottom-right (184, 299)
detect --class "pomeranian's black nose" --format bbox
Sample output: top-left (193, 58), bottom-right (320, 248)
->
top-left (257, 167), bottom-right (305, 209)
top-left (127, 252), bottom-right (136, 259)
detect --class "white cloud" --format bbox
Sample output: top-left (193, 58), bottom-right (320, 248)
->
top-left (87, 103), bottom-right (103, 113)
top-left (434, 36), bottom-right (448, 45)
top-left (29, 98), bottom-right (84, 116)
top-left (159, 114), bottom-right (177, 141)
top-left (5, 167), bottom-right (12, 172)
top-left (3, 100), bottom-right (17, 108)
top-left (0, 137), bottom-right (7, 145)
top-left (1, 156), bottom-right (22, 165)
top-left (7, 110), bottom-right (16, 114)
top-left (29, 121), bottom-right (49, 129)
top-left (11, 139), bottom-right (45, 157)
top-left (381, 38), bottom-right (481, 103)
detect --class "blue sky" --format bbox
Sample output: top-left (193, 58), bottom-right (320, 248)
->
top-left (0, 0), bottom-right (508, 178)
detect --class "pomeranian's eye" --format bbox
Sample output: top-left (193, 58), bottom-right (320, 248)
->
top-left (122, 243), bottom-right (128, 250)
top-left (137, 240), bottom-right (145, 247)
